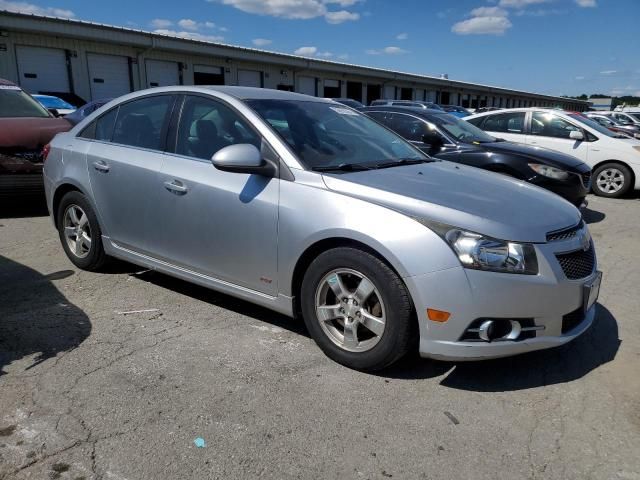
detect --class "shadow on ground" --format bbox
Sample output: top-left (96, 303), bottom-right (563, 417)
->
top-left (0, 194), bottom-right (48, 219)
top-left (0, 255), bottom-right (91, 375)
top-left (583, 207), bottom-right (605, 224)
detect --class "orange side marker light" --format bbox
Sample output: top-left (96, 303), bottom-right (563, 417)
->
top-left (427, 309), bottom-right (451, 323)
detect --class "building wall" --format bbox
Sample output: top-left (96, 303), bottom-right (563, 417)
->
top-left (0, 16), bottom-right (588, 111)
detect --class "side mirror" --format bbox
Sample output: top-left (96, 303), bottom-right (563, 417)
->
top-left (569, 130), bottom-right (584, 141)
top-left (211, 144), bottom-right (276, 177)
top-left (48, 108), bottom-right (60, 117)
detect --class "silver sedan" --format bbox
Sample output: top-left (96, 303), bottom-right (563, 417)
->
top-left (43, 87), bottom-right (601, 370)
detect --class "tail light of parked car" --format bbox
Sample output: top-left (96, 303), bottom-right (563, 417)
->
top-left (42, 144), bottom-right (51, 162)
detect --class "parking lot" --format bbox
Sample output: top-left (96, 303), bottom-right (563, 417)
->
top-left (0, 193), bottom-right (639, 480)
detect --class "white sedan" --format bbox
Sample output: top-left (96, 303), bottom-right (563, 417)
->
top-left (466, 108), bottom-right (640, 198)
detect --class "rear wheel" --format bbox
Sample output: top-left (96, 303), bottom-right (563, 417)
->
top-left (592, 163), bottom-right (632, 198)
top-left (300, 247), bottom-right (414, 371)
top-left (57, 191), bottom-right (107, 271)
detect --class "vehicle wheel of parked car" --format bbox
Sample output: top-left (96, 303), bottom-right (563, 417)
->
top-left (57, 191), bottom-right (107, 271)
top-left (300, 247), bottom-right (414, 371)
top-left (592, 163), bottom-right (632, 198)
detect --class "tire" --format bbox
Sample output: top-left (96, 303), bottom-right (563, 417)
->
top-left (56, 191), bottom-right (108, 271)
top-left (300, 247), bottom-right (415, 371)
top-left (592, 163), bottom-right (633, 198)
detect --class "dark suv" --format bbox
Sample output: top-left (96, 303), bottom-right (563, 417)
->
top-left (0, 79), bottom-right (71, 194)
top-left (362, 106), bottom-right (591, 208)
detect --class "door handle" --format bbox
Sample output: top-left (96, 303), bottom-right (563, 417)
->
top-left (92, 160), bottom-right (110, 172)
top-left (164, 180), bottom-right (188, 194)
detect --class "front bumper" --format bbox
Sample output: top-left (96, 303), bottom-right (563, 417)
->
top-left (405, 233), bottom-right (598, 361)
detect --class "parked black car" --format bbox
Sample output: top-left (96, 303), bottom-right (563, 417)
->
top-left (362, 106), bottom-right (591, 207)
top-left (370, 99), bottom-right (443, 110)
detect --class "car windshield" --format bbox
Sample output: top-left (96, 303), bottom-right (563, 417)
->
top-left (35, 96), bottom-right (74, 110)
top-left (246, 99), bottom-right (427, 170)
top-left (433, 113), bottom-right (496, 143)
top-left (569, 113), bottom-right (621, 138)
top-left (0, 88), bottom-right (51, 118)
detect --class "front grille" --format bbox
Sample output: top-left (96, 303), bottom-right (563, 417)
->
top-left (546, 221), bottom-right (584, 242)
top-left (555, 242), bottom-right (595, 280)
top-left (581, 171), bottom-right (592, 189)
top-left (562, 307), bottom-right (585, 334)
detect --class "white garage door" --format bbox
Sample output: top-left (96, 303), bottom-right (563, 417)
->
top-left (237, 69), bottom-right (262, 88)
top-left (87, 53), bottom-right (131, 101)
top-left (297, 76), bottom-right (316, 96)
top-left (16, 46), bottom-right (70, 94)
top-left (146, 60), bottom-right (180, 88)
top-left (384, 85), bottom-right (396, 100)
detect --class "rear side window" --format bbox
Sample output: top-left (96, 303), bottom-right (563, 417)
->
top-left (79, 107), bottom-right (118, 141)
top-left (112, 95), bottom-right (174, 150)
top-left (482, 112), bottom-right (526, 134)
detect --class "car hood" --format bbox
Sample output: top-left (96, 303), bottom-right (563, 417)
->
top-left (322, 161), bottom-right (581, 243)
top-left (478, 141), bottom-right (586, 169)
top-left (0, 117), bottom-right (72, 149)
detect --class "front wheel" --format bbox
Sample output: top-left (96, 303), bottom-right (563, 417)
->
top-left (592, 163), bottom-right (632, 198)
top-left (300, 247), bottom-right (415, 371)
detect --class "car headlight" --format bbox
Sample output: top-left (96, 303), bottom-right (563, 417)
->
top-left (528, 163), bottom-right (569, 180)
top-left (417, 221), bottom-right (538, 275)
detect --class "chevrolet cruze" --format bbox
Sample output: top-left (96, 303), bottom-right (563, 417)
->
top-left (43, 87), bottom-right (601, 371)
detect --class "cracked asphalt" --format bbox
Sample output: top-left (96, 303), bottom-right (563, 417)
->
top-left (0, 194), bottom-right (639, 480)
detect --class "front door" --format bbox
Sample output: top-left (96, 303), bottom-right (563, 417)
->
top-left (154, 94), bottom-right (279, 295)
top-left (525, 111), bottom-right (589, 162)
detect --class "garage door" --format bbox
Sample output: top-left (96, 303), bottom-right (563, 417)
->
top-left (193, 65), bottom-right (224, 85)
top-left (237, 69), bottom-right (262, 88)
top-left (297, 76), bottom-right (316, 96)
top-left (384, 85), bottom-right (396, 100)
top-left (16, 46), bottom-right (70, 94)
top-left (87, 53), bottom-right (131, 101)
top-left (146, 60), bottom-right (180, 88)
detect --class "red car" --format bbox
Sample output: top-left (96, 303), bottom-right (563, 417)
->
top-left (0, 78), bottom-right (71, 195)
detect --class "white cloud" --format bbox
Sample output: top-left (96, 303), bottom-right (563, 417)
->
top-left (252, 38), bottom-right (272, 46)
top-left (204, 21), bottom-right (216, 28)
top-left (0, 0), bottom-right (75, 17)
top-left (575, 76), bottom-right (585, 80)
top-left (324, 9), bottom-right (359, 23)
top-left (294, 46), bottom-right (318, 56)
top-left (575, 0), bottom-right (596, 6)
top-left (452, 6), bottom-right (512, 36)
top-left (153, 29), bottom-right (224, 43)
top-left (600, 70), bottom-right (617, 75)
top-left (396, 32), bottom-right (408, 40)
top-left (151, 18), bottom-right (173, 28)
top-left (514, 8), bottom-right (566, 16)
top-left (337, 53), bottom-right (349, 60)
top-left (366, 46), bottom-right (407, 55)
top-left (498, 0), bottom-right (551, 7)
top-left (178, 19), bottom-right (199, 30)
top-left (214, 0), bottom-right (361, 24)
top-left (317, 51), bottom-right (333, 57)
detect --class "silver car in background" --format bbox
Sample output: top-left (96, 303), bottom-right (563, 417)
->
top-left (43, 87), bottom-right (601, 371)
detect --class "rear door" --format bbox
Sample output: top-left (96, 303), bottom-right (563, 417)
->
top-left (474, 111), bottom-right (527, 143)
top-left (525, 111), bottom-right (589, 162)
top-left (154, 94), bottom-right (279, 294)
top-left (85, 94), bottom-right (176, 253)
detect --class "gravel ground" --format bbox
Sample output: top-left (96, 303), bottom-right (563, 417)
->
top-left (0, 194), bottom-right (639, 480)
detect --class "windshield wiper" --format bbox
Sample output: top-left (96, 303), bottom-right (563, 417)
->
top-left (312, 163), bottom-right (373, 172)
top-left (371, 158), bottom-right (433, 169)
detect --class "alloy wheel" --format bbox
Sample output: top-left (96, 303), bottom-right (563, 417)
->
top-left (314, 268), bottom-right (386, 353)
top-left (63, 204), bottom-right (92, 259)
top-left (596, 168), bottom-right (625, 194)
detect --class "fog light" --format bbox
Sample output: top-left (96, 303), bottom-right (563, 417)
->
top-left (427, 308), bottom-right (451, 323)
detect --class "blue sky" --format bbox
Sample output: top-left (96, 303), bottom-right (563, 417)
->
top-left (1, 0), bottom-right (638, 97)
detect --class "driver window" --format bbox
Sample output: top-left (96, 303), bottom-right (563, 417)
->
top-left (531, 112), bottom-right (580, 139)
top-left (391, 114), bottom-right (428, 142)
top-left (176, 95), bottom-right (260, 160)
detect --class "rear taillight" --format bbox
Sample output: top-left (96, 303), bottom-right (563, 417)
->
top-left (42, 144), bottom-right (51, 162)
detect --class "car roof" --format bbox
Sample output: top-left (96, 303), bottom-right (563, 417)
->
top-left (0, 78), bottom-right (18, 87)
top-left (32, 94), bottom-right (59, 99)
top-left (361, 106), bottom-right (445, 116)
top-left (466, 107), bottom-right (570, 118)
top-left (201, 86), bottom-right (329, 102)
